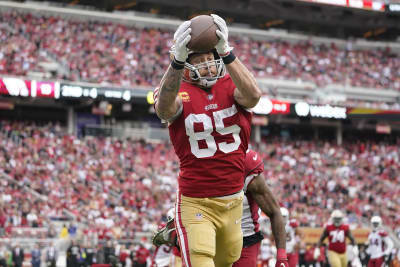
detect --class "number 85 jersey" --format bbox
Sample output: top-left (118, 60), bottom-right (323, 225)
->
top-left (169, 76), bottom-right (252, 198)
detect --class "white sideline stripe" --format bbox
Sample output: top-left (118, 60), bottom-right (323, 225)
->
top-left (175, 191), bottom-right (190, 267)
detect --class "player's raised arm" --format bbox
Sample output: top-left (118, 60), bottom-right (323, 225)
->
top-left (247, 173), bottom-right (286, 252)
top-left (155, 21), bottom-right (191, 121)
top-left (211, 14), bottom-right (262, 109)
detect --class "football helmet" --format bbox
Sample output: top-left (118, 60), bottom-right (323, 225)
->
top-left (280, 207), bottom-right (289, 224)
top-left (331, 209), bottom-right (344, 227)
top-left (171, 46), bottom-right (226, 88)
top-left (167, 208), bottom-right (175, 221)
top-left (371, 216), bottom-right (382, 230)
top-left (152, 219), bottom-right (176, 247)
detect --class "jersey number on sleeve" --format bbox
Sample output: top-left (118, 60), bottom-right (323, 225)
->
top-left (185, 105), bottom-right (241, 158)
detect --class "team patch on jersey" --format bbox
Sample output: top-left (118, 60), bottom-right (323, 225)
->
top-left (178, 92), bottom-right (190, 102)
top-left (205, 104), bottom-right (218, 111)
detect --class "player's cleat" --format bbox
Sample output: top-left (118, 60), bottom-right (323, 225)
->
top-left (152, 219), bottom-right (176, 247)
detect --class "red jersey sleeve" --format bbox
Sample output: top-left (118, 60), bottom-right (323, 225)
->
top-left (243, 150), bottom-right (263, 192)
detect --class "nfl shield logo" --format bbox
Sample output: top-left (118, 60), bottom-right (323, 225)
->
top-left (207, 94), bottom-right (213, 100)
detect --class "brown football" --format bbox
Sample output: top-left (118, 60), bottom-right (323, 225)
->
top-left (187, 15), bottom-right (219, 53)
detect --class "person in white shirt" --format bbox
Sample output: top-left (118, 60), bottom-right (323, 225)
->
top-left (366, 216), bottom-right (393, 267)
top-left (260, 238), bottom-right (277, 267)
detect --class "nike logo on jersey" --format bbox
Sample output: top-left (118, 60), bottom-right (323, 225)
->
top-left (253, 154), bottom-right (257, 161)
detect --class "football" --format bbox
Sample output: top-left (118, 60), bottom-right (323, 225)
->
top-left (187, 15), bottom-right (219, 53)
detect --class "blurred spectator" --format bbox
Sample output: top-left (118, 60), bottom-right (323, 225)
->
top-left (95, 243), bottom-right (106, 264)
top-left (119, 244), bottom-right (130, 266)
top-left (60, 224), bottom-right (69, 239)
top-left (11, 243), bottom-right (24, 267)
top-left (104, 240), bottom-right (115, 264)
top-left (68, 223), bottom-right (77, 239)
top-left (0, 244), bottom-right (7, 267)
top-left (66, 240), bottom-right (80, 267)
top-left (134, 242), bottom-right (150, 267)
top-left (31, 244), bottom-right (41, 267)
top-left (82, 244), bottom-right (95, 267)
top-left (45, 242), bottom-right (58, 267)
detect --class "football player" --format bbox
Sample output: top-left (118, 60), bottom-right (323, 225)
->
top-left (315, 210), bottom-right (357, 267)
top-left (232, 150), bottom-right (287, 267)
top-left (366, 216), bottom-right (393, 267)
top-left (280, 207), bottom-right (302, 267)
top-left (154, 13), bottom-right (261, 267)
top-left (152, 150), bottom-right (288, 267)
top-left (152, 209), bottom-right (177, 267)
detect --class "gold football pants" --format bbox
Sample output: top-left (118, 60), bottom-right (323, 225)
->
top-left (328, 250), bottom-right (348, 267)
top-left (175, 191), bottom-right (244, 267)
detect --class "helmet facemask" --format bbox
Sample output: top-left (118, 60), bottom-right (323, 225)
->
top-left (183, 50), bottom-right (226, 88)
top-left (333, 217), bottom-right (343, 227)
top-left (170, 44), bottom-right (226, 88)
top-left (331, 210), bottom-right (344, 227)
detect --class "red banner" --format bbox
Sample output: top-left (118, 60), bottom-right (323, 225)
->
top-left (0, 77), bottom-right (31, 97)
top-left (253, 97), bottom-right (290, 115)
top-left (31, 81), bottom-right (58, 98)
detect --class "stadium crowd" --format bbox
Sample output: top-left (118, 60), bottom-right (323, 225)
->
top-left (0, 120), bottom-right (399, 242)
top-left (0, 120), bottom-right (178, 240)
top-left (0, 11), bottom-right (399, 92)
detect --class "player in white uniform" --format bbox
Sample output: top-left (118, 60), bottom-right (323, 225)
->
top-left (260, 238), bottom-right (277, 267)
top-left (281, 208), bottom-right (301, 267)
top-left (366, 216), bottom-right (393, 267)
top-left (152, 209), bottom-right (176, 267)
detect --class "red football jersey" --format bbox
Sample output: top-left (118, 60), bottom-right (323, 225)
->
top-left (169, 75), bottom-right (252, 197)
top-left (242, 150), bottom-right (264, 237)
top-left (325, 223), bottom-right (350, 253)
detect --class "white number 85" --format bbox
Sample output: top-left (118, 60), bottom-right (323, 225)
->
top-left (184, 105), bottom-right (241, 158)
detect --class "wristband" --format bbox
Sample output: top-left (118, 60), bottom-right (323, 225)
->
top-left (277, 248), bottom-right (287, 259)
top-left (171, 58), bottom-right (185, 70)
top-left (221, 52), bottom-right (236, 65)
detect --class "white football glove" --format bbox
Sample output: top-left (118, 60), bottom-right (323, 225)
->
top-left (211, 14), bottom-right (233, 55)
top-left (172, 21), bottom-right (191, 62)
top-left (313, 247), bottom-right (320, 260)
top-left (352, 245), bottom-right (359, 257)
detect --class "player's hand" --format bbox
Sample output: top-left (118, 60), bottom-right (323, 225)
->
top-left (211, 14), bottom-right (233, 55)
top-left (313, 247), bottom-right (321, 260)
top-left (275, 258), bottom-right (289, 267)
top-left (173, 21), bottom-right (191, 63)
top-left (276, 249), bottom-right (289, 267)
